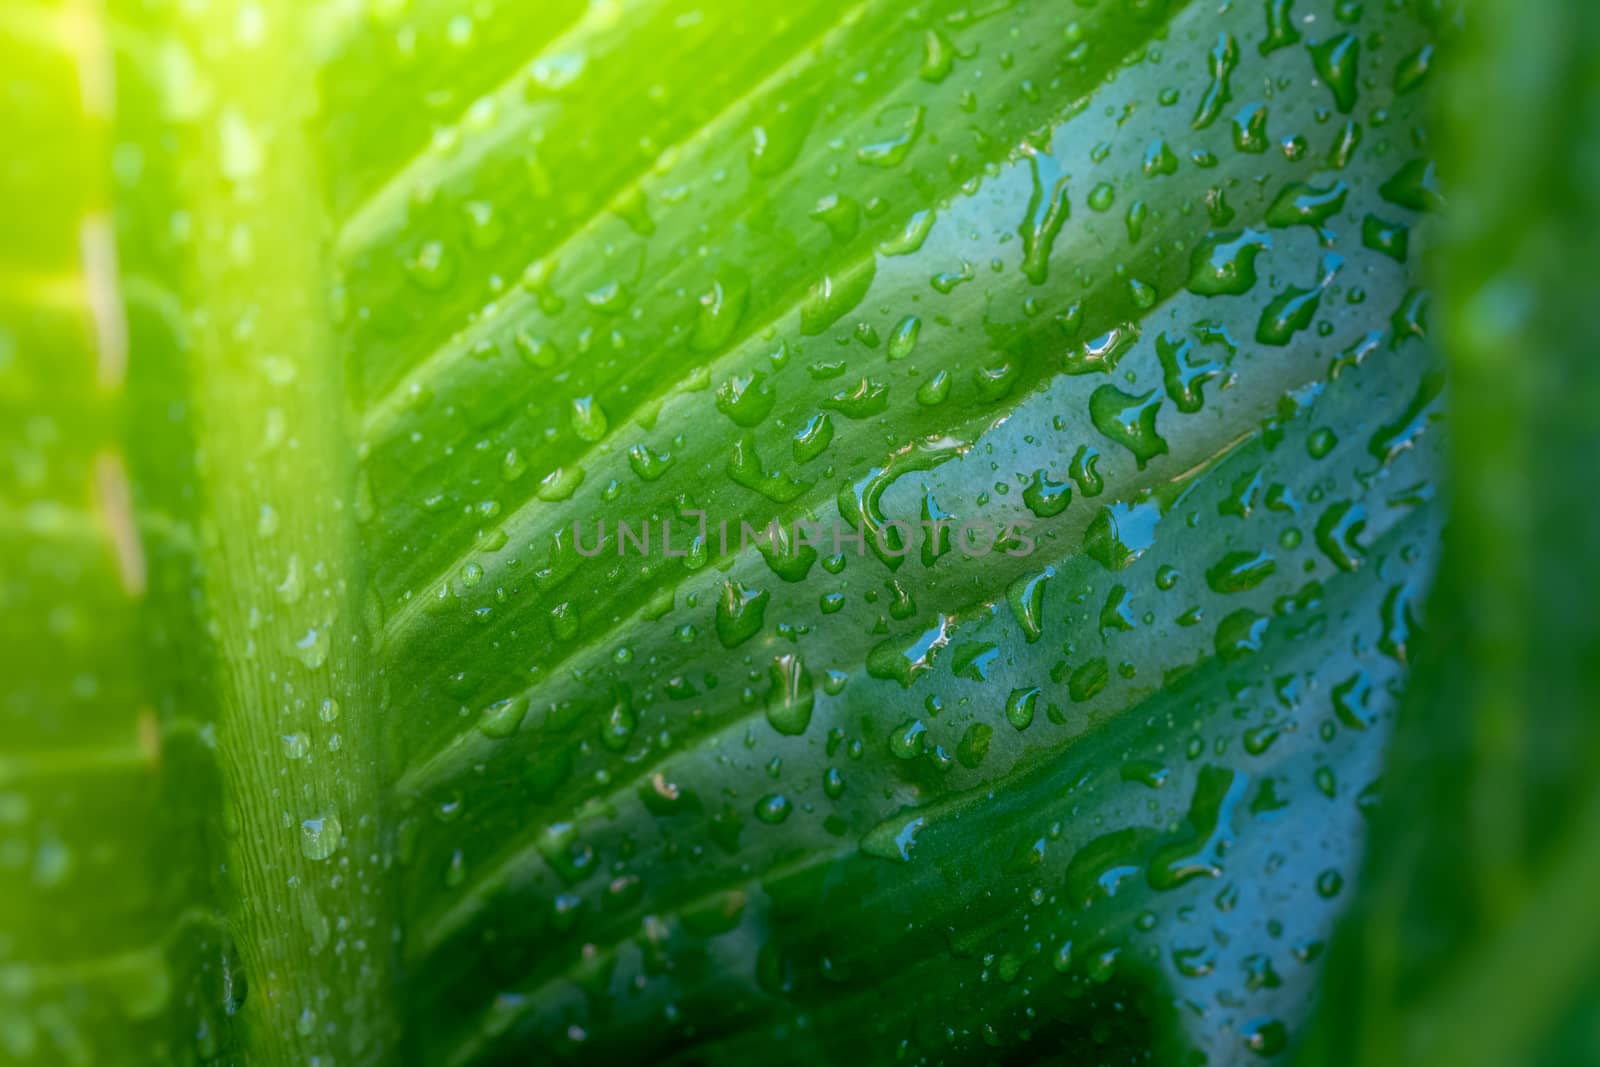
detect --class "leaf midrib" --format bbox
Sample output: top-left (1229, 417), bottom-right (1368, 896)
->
top-left (154, 7), bottom-right (399, 1063)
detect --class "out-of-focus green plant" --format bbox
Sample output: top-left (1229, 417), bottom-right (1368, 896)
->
top-left (1297, 1), bottom-right (1600, 1065)
top-left (0, 0), bottom-right (1586, 1064)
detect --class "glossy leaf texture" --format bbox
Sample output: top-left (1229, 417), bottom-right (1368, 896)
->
top-left (1297, 2), bottom-right (1600, 1066)
top-left (0, 0), bottom-right (1452, 1064)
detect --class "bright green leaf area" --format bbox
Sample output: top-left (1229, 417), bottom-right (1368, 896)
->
top-left (2, 0), bottom-right (1581, 1064)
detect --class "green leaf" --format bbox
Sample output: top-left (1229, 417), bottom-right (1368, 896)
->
top-left (1296, 2), bottom-right (1600, 1065)
top-left (1, 0), bottom-right (1451, 1064)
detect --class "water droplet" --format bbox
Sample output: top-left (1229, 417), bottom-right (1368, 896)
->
top-left (1215, 609), bottom-right (1269, 659)
top-left (887, 316), bottom-right (921, 360)
top-left (822, 377), bottom-right (889, 419)
top-left (861, 810), bottom-right (925, 862)
top-left (1187, 229), bottom-right (1270, 296)
top-left (1309, 34), bottom-right (1360, 113)
top-left (478, 695), bottom-right (529, 739)
top-left (1121, 760), bottom-right (1170, 789)
top-left (1242, 1018), bottom-right (1288, 1057)
top-left (300, 813), bottom-right (342, 861)
top-left (920, 28), bottom-right (955, 82)
top-left (1362, 215), bottom-right (1410, 262)
top-left (1147, 766), bottom-right (1246, 889)
top-left (750, 98), bottom-right (817, 178)
top-left (792, 413), bottom-right (834, 464)
top-left (810, 193), bottom-right (861, 243)
top-left (275, 554), bottom-right (303, 605)
top-left (857, 104), bottom-right (924, 168)
top-left (754, 794), bottom-right (792, 824)
top-left (716, 581), bottom-right (769, 648)
top-left (1156, 331), bottom-right (1225, 413)
top-left (715, 370), bottom-right (775, 427)
top-left (1019, 150), bottom-right (1070, 284)
top-left (1192, 33), bottom-right (1238, 130)
top-left (529, 53), bottom-right (586, 91)
top-left (916, 370), bottom-right (951, 406)
top-left (1005, 687), bottom-right (1039, 730)
top-left (1070, 445), bottom-right (1105, 496)
top-left (570, 396), bottom-right (608, 442)
top-left (693, 270), bottom-right (751, 352)
top-left (1395, 43), bottom-right (1435, 94)
top-left (1260, 0), bottom-right (1301, 55)
top-left (612, 187), bottom-right (654, 237)
top-left (765, 654), bottom-right (815, 736)
top-left (866, 615), bottom-right (951, 687)
top-left (292, 628), bottom-right (328, 670)
top-left (1069, 658), bottom-right (1109, 702)
top-left (1083, 500), bottom-right (1160, 570)
top-left (1328, 119), bottom-right (1363, 170)
top-left (1007, 568), bottom-right (1052, 642)
top-left (406, 240), bottom-right (454, 291)
top-left (537, 466), bottom-right (585, 500)
top-left (600, 688), bottom-right (637, 752)
top-left (728, 434), bottom-right (811, 502)
top-left (1065, 322), bottom-right (1141, 376)
top-left (1257, 254), bottom-right (1341, 345)
top-left (1090, 386), bottom-right (1168, 469)
top-left (800, 261), bottom-right (876, 336)
top-left (1066, 828), bottom-right (1156, 908)
top-left (1142, 139), bottom-right (1179, 177)
top-left (1315, 500), bottom-right (1368, 571)
top-left (500, 447), bottom-right (527, 482)
top-left (1022, 469), bottom-right (1072, 518)
top-left (1206, 550), bottom-right (1277, 593)
top-left (957, 722), bottom-right (992, 768)
top-left (1232, 103), bottom-right (1270, 154)
top-left (462, 200), bottom-right (503, 251)
top-left (1265, 180), bottom-right (1349, 231)
top-left (878, 210), bottom-right (935, 257)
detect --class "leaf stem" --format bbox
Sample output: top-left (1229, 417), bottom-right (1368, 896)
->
top-left (173, 4), bottom-right (396, 1061)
